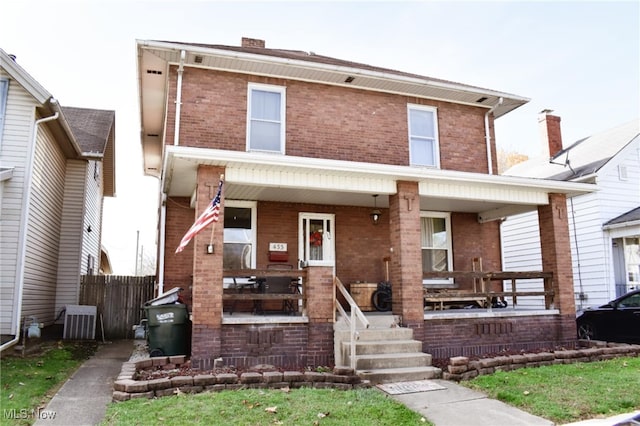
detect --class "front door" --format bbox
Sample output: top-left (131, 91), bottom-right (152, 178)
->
top-left (298, 213), bottom-right (335, 271)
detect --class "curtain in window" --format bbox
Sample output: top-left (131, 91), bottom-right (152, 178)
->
top-left (409, 108), bottom-right (435, 166)
top-left (250, 90), bottom-right (281, 151)
top-left (421, 217), bottom-right (448, 272)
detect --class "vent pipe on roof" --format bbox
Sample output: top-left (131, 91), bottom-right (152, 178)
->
top-left (484, 97), bottom-right (503, 175)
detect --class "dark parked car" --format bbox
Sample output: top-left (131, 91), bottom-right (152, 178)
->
top-left (576, 289), bottom-right (640, 343)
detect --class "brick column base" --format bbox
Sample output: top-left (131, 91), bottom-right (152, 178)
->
top-left (308, 323), bottom-right (334, 367)
top-left (404, 320), bottom-right (424, 343)
top-left (190, 324), bottom-right (222, 370)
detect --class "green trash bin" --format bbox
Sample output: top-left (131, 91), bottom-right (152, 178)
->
top-left (144, 304), bottom-right (191, 357)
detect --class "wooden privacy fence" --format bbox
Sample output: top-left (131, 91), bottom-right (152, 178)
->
top-left (80, 275), bottom-right (155, 339)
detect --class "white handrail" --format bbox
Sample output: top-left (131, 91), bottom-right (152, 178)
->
top-left (334, 277), bottom-right (369, 370)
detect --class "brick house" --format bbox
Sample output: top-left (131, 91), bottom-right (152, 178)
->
top-left (136, 38), bottom-right (594, 370)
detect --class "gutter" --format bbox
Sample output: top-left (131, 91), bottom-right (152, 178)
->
top-left (173, 50), bottom-right (185, 146)
top-left (1, 108), bottom-right (59, 353)
top-left (484, 97), bottom-right (503, 175)
top-left (157, 193), bottom-right (167, 296)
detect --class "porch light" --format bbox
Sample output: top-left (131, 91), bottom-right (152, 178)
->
top-left (370, 194), bottom-right (382, 225)
top-left (206, 243), bottom-right (214, 254)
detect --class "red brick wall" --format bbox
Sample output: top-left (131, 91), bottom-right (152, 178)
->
top-left (256, 202), bottom-right (390, 283)
top-left (423, 315), bottom-right (576, 360)
top-left (164, 197), bottom-right (195, 306)
top-left (451, 213), bottom-right (502, 290)
top-left (221, 324), bottom-right (310, 368)
top-left (166, 67), bottom-right (496, 174)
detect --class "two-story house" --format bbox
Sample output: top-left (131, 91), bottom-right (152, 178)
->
top-left (137, 38), bottom-right (594, 372)
top-left (502, 113), bottom-right (639, 311)
top-left (0, 50), bottom-right (116, 351)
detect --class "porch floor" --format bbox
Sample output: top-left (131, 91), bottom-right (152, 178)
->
top-left (222, 312), bottom-right (308, 325)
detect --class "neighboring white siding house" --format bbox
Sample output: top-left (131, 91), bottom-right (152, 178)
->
top-left (0, 50), bottom-right (115, 351)
top-left (502, 114), bottom-right (640, 310)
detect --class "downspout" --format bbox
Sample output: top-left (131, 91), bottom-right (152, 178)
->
top-left (1, 110), bottom-right (59, 353)
top-left (484, 97), bottom-right (503, 175)
top-left (173, 50), bottom-right (185, 146)
top-left (569, 197), bottom-right (585, 310)
top-left (157, 193), bottom-right (167, 296)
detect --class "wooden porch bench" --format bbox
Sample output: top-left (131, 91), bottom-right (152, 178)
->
top-left (423, 291), bottom-right (487, 310)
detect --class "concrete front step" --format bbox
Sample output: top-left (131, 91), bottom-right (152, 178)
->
top-left (334, 313), bottom-right (400, 329)
top-left (343, 339), bottom-right (423, 356)
top-left (351, 352), bottom-right (433, 370)
top-left (358, 366), bottom-right (442, 384)
top-left (334, 327), bottom-right (414, 342)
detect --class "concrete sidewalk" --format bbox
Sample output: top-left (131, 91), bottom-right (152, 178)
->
top-left (34, 340), bottom-right (132, 426)
top-left (387, 379), bottom-right (640, 426)
top-left (389, 379), bottom-right (554, 426)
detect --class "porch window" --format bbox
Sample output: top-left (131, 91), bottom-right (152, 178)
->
top-left (247, 83), bottom-right (285, 153)
top-left (421, 212), bottom-right (452, 285)
top-left (223, 202), bottom-right (257, 281)
top-left (408, 104), bottom-right (439, 167)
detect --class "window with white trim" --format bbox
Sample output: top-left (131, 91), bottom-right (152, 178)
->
top-left (0, 78), bottom-right (8, 149)
top-left (421, 211), bottom-right (453, 285)
top-left (247, 83), bottom-right (285, 153)
top-left (223, 200), bottom-right (257, 288)
top-left (408, 104), bottom-right (439, 167)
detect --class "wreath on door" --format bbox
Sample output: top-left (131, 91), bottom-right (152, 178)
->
top-left (310, 230), bottom-right (323, 246)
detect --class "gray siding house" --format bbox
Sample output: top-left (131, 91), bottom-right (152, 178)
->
top-left (502, 112), bottom-right (640, 310)
top-left (0, 49), bottom-right (116, 351)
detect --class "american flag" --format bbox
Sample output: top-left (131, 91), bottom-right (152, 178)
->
top-left (175, 180), bottom-right (223, 253)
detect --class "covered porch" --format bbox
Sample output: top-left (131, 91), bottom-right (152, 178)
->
top-left (159, 147), bottom-right (594, 369)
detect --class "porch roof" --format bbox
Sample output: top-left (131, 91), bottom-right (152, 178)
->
top-left (164, 145), bottom-right (595, 222)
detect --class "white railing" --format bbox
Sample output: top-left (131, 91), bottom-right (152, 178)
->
top-left (333, 276), bottom-right (369, 370)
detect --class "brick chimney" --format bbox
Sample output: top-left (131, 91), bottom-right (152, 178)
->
top-left (241, 37), bottom-right (265, 48)
top-left (538, 110), bottom-right (563, 158)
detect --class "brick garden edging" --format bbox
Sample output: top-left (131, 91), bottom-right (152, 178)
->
top-left (442, 341), bottom-right (640, 382)
top-left (112, 355), bottom-right (370, 402)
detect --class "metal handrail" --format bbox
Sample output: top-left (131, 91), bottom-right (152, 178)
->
top-left (333, 276), bottom-right (369, 370)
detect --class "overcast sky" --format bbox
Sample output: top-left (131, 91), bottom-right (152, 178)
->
top-left (2, 1), bottom-right (638, 274)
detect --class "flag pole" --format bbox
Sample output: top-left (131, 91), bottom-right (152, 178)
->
top-left (209, 174), bottom-right (224, 245)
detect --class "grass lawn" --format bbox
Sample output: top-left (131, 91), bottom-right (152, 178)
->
top-left (0, 341), bottom-right (98, 426)
top-left (101, 387), bottom-right (430, 426)
top-left (463, 356), bottom-right (640, 424)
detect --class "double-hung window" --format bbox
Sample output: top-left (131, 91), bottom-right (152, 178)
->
top-left (421, 211), bottom-right (453, 285)
top-left (247, 83), bottom-right (285, 153)
top-left (408, 104), bottom-right (439, 167)
top-left (0, 78), bottom-right (8, 149)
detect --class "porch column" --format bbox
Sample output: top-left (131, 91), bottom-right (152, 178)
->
top-left (306, 266), bottom-right (335, 367)
top-left (190, 165), bottom-right (225, 369)
top-left (389, 181), bottom-right (424, 340)
top-left (538, 193), bottom-right (576, 341)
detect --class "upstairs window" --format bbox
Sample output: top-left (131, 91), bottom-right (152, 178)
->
top-left (408, 104), bottom-right (439, 167)
top-left (247, 84), bottom-right (285, 153)
top-left (0, 78), bottom-right (8, 148)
